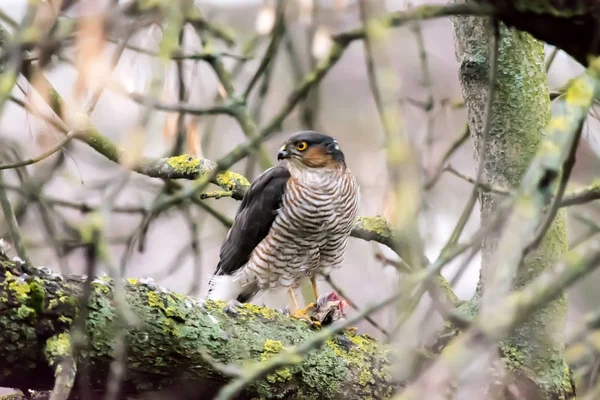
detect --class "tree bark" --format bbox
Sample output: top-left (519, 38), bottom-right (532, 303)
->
top-left (477, 0), bottom-right (600, 67)
top-left (452, 4), bottom-right (573, 399)
top-left (0, 251), bottom-right (394, 399)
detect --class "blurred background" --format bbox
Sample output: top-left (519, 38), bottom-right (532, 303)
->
top-left (0, 0), bottom-right (598, 348)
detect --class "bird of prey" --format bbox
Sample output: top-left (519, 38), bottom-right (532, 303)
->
top-left (207, 131), bottom-right (359, 319)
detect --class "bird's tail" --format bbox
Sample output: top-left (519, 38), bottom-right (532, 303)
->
top-left (206, 274), bottom-right (259, 303)
top-left (206, 274), bottom-right (243, 301)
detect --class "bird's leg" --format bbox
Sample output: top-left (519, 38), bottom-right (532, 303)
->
top-left (288, 287), bottom-right (300, 311)
top-left (311, 276), bottom-right (319, 301)
top-left (288, 288), bottom-right (315, 323)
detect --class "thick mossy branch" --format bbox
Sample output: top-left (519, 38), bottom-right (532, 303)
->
top-left (0, 252), bottom-right (395, 399)
top-left (473, 0), bottom-right (600, 66)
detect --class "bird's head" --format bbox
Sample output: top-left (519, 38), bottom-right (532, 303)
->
top-left (277, 131), bottom-right (346, 169)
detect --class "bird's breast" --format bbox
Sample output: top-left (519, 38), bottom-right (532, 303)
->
top-left (280, 171), bottom-right (358, 234)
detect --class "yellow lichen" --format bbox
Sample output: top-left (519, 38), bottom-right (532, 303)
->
top-left (263, 339), bottom-right (285, 354)
top-left (127, 278), bottom-right (138, 285)
top-left (93, 282), bottom-right (111, 294)
top-left (148, 291), bottom-right (163, 308)
top-left (215, 170), bottom-right (250, 191)
top-left (359, 369), bottom-right (374, 386)
top-left (565, 78), bottom-right (593, 107)
top-left (239, 303), bottom-right (279, 320)
top-left (7, 272), bottom-right (31, 302)
top-left (326, 333), bottom-right (391, 388)
top-left (261, 340), bottom-right (293, 383)
top-left (162, 317), bottom-right (181, 336)
top-left (357, 216), bottom-right (391, 237)
top-left (167, 154), bottom-right (200, 175)
top-left (548, 116), bottom-right (570, 131)
top-left (44, 333), bottom-right (72, 362)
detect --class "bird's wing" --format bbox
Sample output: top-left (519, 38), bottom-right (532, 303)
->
top-left (213, 164), bottom-right (290, 277)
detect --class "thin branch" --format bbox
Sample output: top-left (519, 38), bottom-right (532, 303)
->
top-left (337, 3), bottom-right (495, 42)
top-left (115, 85), bottom-right (238, 117)
top-left (0, 130), bottom-right (76, 171)
top-left (409, 5), bottom-right (435, 157)
top-left (107, 38), bottom-right (248, 61)
top-left (189, 6), bottom-right (273, 171)
top-left (243, 0), bottom-right (287, 99)
top-left (545, 46), bottom-right (560, 72)
top-left (444, 165), bottom-right (512, 195)
top-left (0, 171), bottom-right (32, 265)
top-left (424, 124), bottom-right (469, 189)
top-left (524, 122), bottom-right (584, 253)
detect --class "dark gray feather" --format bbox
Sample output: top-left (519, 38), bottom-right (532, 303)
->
top-left (209, 165), bottom-right (290, 301)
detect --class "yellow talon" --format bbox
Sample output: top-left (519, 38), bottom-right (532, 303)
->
top-left (291, 302), bottom-right (315, 321)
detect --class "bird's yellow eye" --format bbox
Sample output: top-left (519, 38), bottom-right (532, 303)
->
top-left (296, 141), bottom-right (308, 151)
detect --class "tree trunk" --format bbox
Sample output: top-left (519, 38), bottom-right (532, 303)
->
top-left (452, 4), bottom-right (573, 399)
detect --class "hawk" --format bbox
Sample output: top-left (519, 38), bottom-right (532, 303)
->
top-left (207, 131), bottom-right (359, 318)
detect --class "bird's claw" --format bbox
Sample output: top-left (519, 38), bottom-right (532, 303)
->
top-left (224, 299), bottom-right (242, 315)
top-left (290, 303), bottom-right (322, 328)
top-left (292, 302), bottom-right (315, 317)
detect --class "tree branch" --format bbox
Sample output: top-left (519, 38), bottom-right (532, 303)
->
top-left (0, 252), bottom-right (395, 399)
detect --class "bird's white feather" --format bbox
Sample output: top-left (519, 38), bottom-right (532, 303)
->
top-left (206, 274), bottom-right (243, 301)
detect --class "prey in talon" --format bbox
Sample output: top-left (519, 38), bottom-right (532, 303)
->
top-left (206, 131), bottom-right (359, 324)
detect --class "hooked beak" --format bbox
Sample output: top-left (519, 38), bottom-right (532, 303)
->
top-left (277, 147), bottom-right (289, 161)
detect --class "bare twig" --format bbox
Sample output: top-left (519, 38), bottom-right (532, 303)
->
top-left (0, 171), bottom-right (32, 265)
top-left (243, 1), bottom-right (287, 100)
top-left (524, 122), bottom-right (584, 253)
top-left (424, 124), bottom-right (470, 189)
top-left (322, 273), bottom-right (390, 336)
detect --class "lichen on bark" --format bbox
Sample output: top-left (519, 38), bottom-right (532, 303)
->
top-left (451, 4), bottom-right (572, 398)
top-left (0, 251), bottom-right (394, 399)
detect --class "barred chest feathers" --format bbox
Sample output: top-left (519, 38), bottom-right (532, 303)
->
top-left (242, 164), bottom-right (360, 288)
top-left (282, 163), bottom-right (359, 236)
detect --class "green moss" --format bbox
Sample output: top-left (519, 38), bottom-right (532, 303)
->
top-left (167, 155), bottom-right (200, 175)
top-left (500, 339), bottom-right (525, 370)
top-left (15, 305), bottom-right (35, 321)
top-left (48, 294), bottom-right (77, 310)
top-left (146, 290), bottom-right (189, 332)
top-left (28, 280), bottom-right (45, 313)
top-left (44, 333), bottom-right (72, 364)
